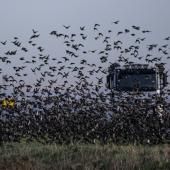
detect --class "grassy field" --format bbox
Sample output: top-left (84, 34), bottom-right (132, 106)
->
top-left (0, 143), bottom-right (169, 170)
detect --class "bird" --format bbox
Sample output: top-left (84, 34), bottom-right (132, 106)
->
top-left (37, 46), bottom-right (44, 52)
top-left (63, 25), bottom-right (71, 29)
top-left (21, 47), bottom-right (28, 52)
top-left (1, 40), bottom-right (7, 45)
top-left (164, 36), bottom-right (170, 40)
top-left (0, 21), bottom-right (169, 145)
top-left (142, 30), bottom-right (151, 33)
top-left (125, 29), bottom-right (130, 33)
top-left (94, 23), bottom-right (100, 27)
top-left (50, 31), bottom-right (57, 36)
top-left (32, 29), bottom-right (38, 34)
top-left (132, 25), bottom-right (140, 30)
top-left (93, 24), bottom-right (100, 30)
top-left (30, 34), bottom-right (40, 39)
top-left (113, 20), bottom-right (119, 24)
top-left (117, 31), bottom-right (123, 36)
top-left (80, 26), bottom-right (85, 31)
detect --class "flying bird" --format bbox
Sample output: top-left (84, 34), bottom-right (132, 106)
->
top-left (113, 20), bottom-right (119, 24)
top-left (63, 25), bottom-right (71, 29)
top-left (132, 25), bottom-right (140, 30)
top-left (1, 41), bottom-right (7, 45)
top-left (32, 29), bottom-right (38, 34)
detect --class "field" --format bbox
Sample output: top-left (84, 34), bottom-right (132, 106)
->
top-left (0, 143), bottom-right (169, 170)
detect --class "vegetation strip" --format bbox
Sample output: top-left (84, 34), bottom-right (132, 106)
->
top-left (0, 143), bottom-right (169, 170)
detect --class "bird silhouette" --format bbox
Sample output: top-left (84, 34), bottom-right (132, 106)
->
top-left (80, 26), bottom-right (85, 31)
top-left (113, 20), bottom-right (119, 24)
top-left (164, 36), bottom-right (170, 40)
top-left (132, 25), bottom-right (140, 30)
top-left (32, 29), bottom-right (38, 34)
top-left (63, 25), bottom-right (71, 29)
top-left (1, 40), bottom-right (7, 45)
top-left (0, 21), bottom-right (169, 145)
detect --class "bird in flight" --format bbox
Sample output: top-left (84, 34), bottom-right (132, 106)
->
top-left (32, 29), bottom-right (38, 34)
top-left (80, 26), bottom-right (85, 31)
top-left (132, 25), bottom-right (140, 30)
top-left (164, 36), bottom-right (170, 40)
top-left (1, 41), bottom-right (7, 45)
top-left (63, 25), bottom-right (71, 29)
top-left (113, 20), bottom-right (119, 24)
top-left (142, 30), bottom-right (151, 33)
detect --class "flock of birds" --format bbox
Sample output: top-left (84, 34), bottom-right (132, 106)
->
top-left (0, 21), bottom-right (170, 144)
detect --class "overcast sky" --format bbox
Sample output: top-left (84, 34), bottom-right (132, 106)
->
top-left (0, 0), bottom-right (170, 87)
top-left (0, 0), bottom-right (170, 38)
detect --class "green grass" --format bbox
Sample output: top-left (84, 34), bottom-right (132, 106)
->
top-left (0, 143), bottom-right (169, 170)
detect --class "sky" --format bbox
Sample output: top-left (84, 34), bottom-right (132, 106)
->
top-left (0, 0), bottom-right (170, 37)
top-left (0, 0), bottom-right (170, 88)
